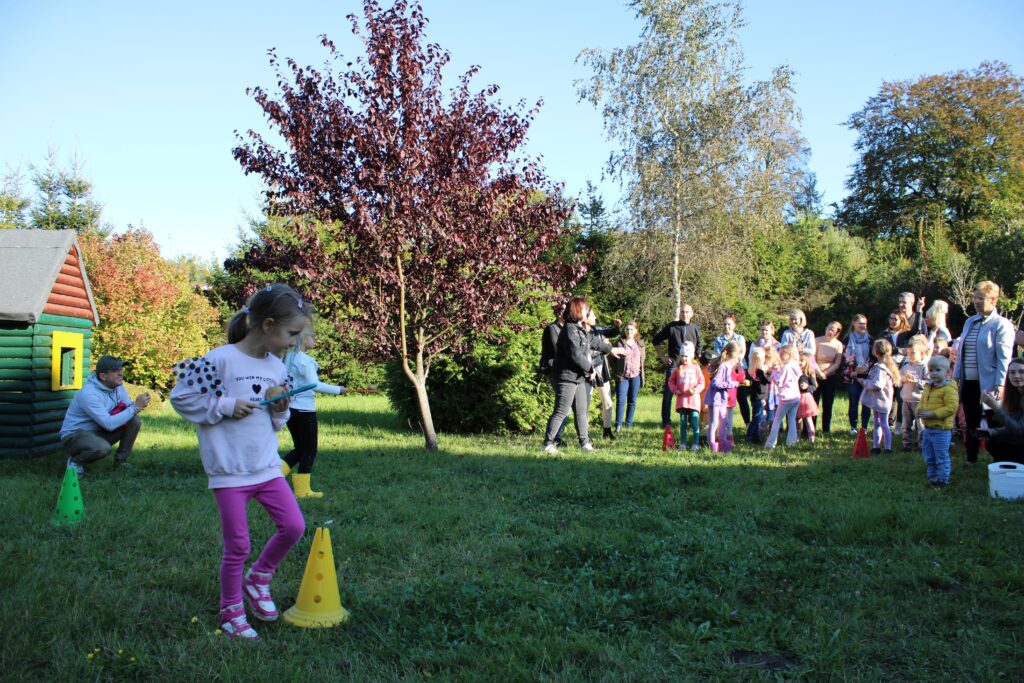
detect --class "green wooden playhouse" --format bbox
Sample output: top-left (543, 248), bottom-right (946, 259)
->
top-left (0, 230), bottom-right (99, 458)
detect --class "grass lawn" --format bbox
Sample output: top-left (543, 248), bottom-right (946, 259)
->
top-left (2, 392), bottom-right (1023, 681)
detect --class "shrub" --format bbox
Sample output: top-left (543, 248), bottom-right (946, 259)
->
top-left (385, 297), bottom-right (552, 435)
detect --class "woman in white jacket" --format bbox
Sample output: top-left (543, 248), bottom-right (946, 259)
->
top-left (281, 326), bottom-right (347, 498)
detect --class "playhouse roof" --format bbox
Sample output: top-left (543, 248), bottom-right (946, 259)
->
top-left (0, 230), bottom-right (99, 324)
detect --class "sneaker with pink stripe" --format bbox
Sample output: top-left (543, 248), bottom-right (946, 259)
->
top-left (243, 568), bottom-right (279, 622)
top-left (218, 602), bottom-right (259, 640)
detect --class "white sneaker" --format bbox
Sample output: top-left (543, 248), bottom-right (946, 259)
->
top-left (581, 442), bottom-right (595, 452)
top-left (543, 444), bottom-right (559, 455)
top-left (66, 458), bottom-right (84, 477)
top-left (849, 429), bottom-right (858, 436)
top-left (691, 444), bottom-right (700, 452)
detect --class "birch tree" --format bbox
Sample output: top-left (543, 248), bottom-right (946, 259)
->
top-left (578, 0), bottom-right (804, 322)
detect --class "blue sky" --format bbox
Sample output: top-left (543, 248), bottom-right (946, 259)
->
top-left (1, 0), bottom-right (1021, 260)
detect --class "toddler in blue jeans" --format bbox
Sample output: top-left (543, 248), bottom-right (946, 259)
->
top-left (917, 355), bottom-right (959, 487)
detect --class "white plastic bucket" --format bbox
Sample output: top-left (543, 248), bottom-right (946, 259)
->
top-left (988, 462), bottom-right (1024, 500)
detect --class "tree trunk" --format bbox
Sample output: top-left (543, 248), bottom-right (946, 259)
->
top-left (672, 202), bottom-right (682, 320)
top-left (401, 345), bottom-right (438, 451)
top-left (395, 253), bottom-right (438, 451)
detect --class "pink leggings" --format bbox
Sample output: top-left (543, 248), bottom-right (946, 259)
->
top-left (213, 477), bottom-right (305, 608)
top-left (708, 405), bottom-right (731, 453)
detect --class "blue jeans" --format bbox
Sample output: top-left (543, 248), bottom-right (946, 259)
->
top-left (615, 375), bottom-right (642, 428)
top-left (747, 398), bottom-right (764, 441)
top-left (921, 428), bottom-right (952, 483)
top-left (847, 381), bottom-right (871, 430)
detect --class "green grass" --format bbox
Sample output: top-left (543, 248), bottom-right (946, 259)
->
top-left (2, 393), bottom-right (1024, 681)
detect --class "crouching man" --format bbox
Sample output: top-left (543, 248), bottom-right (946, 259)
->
top-left (60, 355), bottom-right (150, 474)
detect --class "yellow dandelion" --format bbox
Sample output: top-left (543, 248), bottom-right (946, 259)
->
top-left (118, 649), bottom-right (124, 655)
top-left (86, 653), bottom-right (94, 660)
top-left (191, 616), bottom-right (199, 623)
top-left (214, 629), bottom-right (222, 636)
top-left (94, 647), bottom-right (101, 653)
top-left (130, 657), bottom-right (136, 662)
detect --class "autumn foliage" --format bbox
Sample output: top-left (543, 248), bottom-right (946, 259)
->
top-left (232, 1), bottom-right (578, 448)
top-left (80, 228), bottom-right (221, 391)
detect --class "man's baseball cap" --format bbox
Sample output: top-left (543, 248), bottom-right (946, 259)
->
top-left (95, 356), bottom-right (126, 374)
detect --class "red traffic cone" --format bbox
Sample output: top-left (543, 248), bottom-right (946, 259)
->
top-left (851, 428), bottom-right (870, 459)
top-left (662, 424), bottom-right (676, 451)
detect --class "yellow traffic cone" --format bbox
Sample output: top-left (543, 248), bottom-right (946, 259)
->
top-left (283, 527), bottom-right (349, 628)
top-left (52, 466), bottom-right (84, 527)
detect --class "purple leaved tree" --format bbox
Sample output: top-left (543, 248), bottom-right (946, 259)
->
top-left (233, 0), bottom-right (579, 450)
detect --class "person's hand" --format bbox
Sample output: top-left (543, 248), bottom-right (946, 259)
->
top-left (270, 395), bottom-right (291, 413)
top-left (981, 391), bottom-right (1000, 410)
top-left (856, 365), bottom-right (868, 375)
top-left (609, 347), bottom-right (627, 358)
top-left (918, 410), bottom-right (934, 419)
top-left (231, 401), bottom-right (258, 419)
top-left (917, 297), bottom-right (925, 312)
top-left (134, 392), bottom-right (151, 411)
top-left (662, 355), bottom-right (673, 366)
top-left (614, 318), bottom-right (623, 329)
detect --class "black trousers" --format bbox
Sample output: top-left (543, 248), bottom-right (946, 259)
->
top-left (986, 431), bottom-right (1024, 464)
top-left (661, 368), bottom-right (674, 427)
top-left (284, 409), bottom-right (319, 473)
top-left (960, 380), bottom-right (984, 463)
top-left (813, 373), bottom-right (839, 433)
top-left (736, 385), bottom-right (750, 426)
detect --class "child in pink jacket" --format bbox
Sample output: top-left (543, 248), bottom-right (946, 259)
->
top-left (668, 342), bottom-right (705, 451)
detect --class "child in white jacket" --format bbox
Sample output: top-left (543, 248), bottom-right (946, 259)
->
top-left (281, 325), bottom-right (348, 498)
top-left (860, 339), bottom-right (903, 453)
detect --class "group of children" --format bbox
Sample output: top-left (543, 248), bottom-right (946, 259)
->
top-left (665, 324), bottom-right (962, 487)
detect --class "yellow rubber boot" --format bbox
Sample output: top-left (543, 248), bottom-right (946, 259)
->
top-left (291, 473), bottom-right (323, 499)
top-left (280, 460), bottom-right (291, 477)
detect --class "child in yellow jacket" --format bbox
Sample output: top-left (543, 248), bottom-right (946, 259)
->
top-left (917, 355), bottom-right (959, 487)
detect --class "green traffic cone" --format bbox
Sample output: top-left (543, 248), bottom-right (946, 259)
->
top-left (52, 466), bottom-right (84, 527)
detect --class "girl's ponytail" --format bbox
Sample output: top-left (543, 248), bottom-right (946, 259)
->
top-left (227, 311), bottom-right (249, 344)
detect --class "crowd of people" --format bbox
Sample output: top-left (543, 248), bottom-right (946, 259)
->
top-left (539, 283), bottom-right (1024, 484)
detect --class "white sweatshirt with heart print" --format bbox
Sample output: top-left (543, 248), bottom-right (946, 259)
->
top-left (170, 344), bottom-right (290, 489)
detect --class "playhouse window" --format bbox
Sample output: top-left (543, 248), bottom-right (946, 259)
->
top-left (60, 347), bottom-right (76, 386)
top-left (51, 330), bottom-right (84, 391)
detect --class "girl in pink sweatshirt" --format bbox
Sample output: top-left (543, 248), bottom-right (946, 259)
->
top-left (765, 344), bottom-right (802, 448)
top-left (668, 342), bottom-right (705, 450)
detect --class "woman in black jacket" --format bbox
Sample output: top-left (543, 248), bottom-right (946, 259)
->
top-left (541, 298), bottom-right (623, 453)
